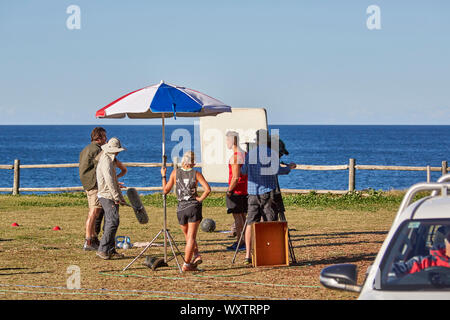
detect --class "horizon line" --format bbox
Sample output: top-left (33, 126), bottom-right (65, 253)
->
top-left (2, 123), bottom-right (450, 126)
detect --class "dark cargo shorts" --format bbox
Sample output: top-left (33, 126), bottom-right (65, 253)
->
top-left (246, 192), bottom-right (278, 225)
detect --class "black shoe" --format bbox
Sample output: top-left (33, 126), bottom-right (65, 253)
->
top-left (83, 239), bottom-right (99, 251)
top-left (92, 237), bottom-right (100, 247)
top-left (109, 249), bottom-right (124, 259)
top-left (243, 257), bottom-right (252, 266)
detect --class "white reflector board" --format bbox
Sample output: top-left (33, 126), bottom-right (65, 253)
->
top-left (199, 108), bottom-right (268, 183)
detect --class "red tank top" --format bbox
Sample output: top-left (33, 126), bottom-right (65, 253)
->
top-left (228, 152), bottom-right (248, 195)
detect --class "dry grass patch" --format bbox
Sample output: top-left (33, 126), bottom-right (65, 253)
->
top-left (0, 194), bottom-right (396, 300)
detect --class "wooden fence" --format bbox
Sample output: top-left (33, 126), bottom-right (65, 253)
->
top-left (0, 158), bottom-right (448, 195)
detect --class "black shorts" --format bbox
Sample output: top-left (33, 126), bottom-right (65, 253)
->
top-left (246, 193), bottom-right (278, 225)
top-left (226, 194), bottom-right (248, 214)
top-left (177, 201), bottom-right (202, 225)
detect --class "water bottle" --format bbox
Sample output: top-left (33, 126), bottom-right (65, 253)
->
top-left (122, 237), bottom-right (132, 250)
top-left (115, 236), bottom-right (125, 249)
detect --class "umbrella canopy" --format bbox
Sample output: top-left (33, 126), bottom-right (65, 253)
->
top-left (96, 80), bottom-right (231, 119)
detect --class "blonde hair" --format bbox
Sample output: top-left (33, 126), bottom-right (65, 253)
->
top-left (181, 151), bottom-right (195, 166)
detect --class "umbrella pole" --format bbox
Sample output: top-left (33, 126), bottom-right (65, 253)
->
top-left (162, 114), bottom-right (168, 263)
top-left (122, 117), bottom-right (182, 273)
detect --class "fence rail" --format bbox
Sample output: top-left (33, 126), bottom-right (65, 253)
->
top-left (0, 158), bottom-right (447, 195)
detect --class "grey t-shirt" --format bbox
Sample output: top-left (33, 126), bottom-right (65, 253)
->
top-left (176, 168), bottom-right (198, 203)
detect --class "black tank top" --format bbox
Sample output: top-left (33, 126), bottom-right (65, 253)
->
top-left (176, 168), bottom-right (198, 202)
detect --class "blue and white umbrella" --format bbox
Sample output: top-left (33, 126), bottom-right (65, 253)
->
top-left (96, 80), bottom-right (231, 120)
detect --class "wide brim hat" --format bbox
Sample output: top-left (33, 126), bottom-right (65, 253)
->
top-left (101, 137), bottom-right (126, 153)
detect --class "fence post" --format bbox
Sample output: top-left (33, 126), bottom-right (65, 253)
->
top-left (427, 165), bottom-right (431, 183)
top-left (442, 161), bottom-right (448, 176)
top-left (13, 159), bottom-right (20, 195)
top-left (172, 157), bottom-right (178, 195)
top-left (348, 158), bottom-right (356, 192)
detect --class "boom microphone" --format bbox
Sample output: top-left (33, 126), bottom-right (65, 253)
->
top-left (126, 188), bottom-right (149, 224)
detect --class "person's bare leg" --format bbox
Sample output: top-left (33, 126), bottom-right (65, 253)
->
top-left (233, 213), bottom-right (245, 246)
top-left (184, 221), bottom-right (200, 264)
top-left (244, 223), bottom-right (252, 260)
top-left (180, 223), bottom-right (199, 263)
top-left (85, 207), bottom-right (101, 239)
top-left (230, 221), bottom-right (236, 236)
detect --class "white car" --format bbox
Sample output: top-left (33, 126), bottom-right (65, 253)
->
top-left (320, 176), bottom-right (450, 299)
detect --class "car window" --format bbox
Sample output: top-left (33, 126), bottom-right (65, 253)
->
top-left (379, 220), bottom-right (450, 290)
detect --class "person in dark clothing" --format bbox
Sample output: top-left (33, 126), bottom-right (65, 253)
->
top-left (267, 133), bottom-right (290, 217)
top-left (161, 151), bottom-right (211, 272)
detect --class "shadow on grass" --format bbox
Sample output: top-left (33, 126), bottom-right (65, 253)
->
top-left (293, 240), bottom-right (384, 249)
top-left (295, 252), bottom-right (378, 267)
top-left (0, 267), bottom-right (51, 276)
top-left (290, 231), bottom-right (388, 240)
top-left (99, 265), bottom-right (256, 278)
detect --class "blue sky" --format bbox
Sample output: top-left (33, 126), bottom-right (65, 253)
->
top-left (0, 1), bottom-right (449, 125)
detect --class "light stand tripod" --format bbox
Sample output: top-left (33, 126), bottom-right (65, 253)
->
top-left (278, 210), bottom-right (297, 264)
top-left (123, 115), bottom-right (184, 273)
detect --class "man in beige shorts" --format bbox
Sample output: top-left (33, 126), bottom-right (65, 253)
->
top-left (80, 128), bottom-right (127, 251)
top-left (79, 127), bottom-right (107, 251)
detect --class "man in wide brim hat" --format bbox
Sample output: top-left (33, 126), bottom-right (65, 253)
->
top-left (96, 137), bottom-right (127, 260)
top-left (101, 137), bottom-right (126, 154)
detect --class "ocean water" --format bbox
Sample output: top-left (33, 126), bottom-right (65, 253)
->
top-left (1, 125), bottom-right (449, 193)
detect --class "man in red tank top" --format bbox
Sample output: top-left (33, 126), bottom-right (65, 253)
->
top-left (225, 131), bottom-right (248, 251)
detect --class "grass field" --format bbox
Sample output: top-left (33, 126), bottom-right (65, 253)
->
top-left (0, 192), bottom-right (407, 300)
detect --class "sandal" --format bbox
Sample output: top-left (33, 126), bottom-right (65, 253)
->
top-left (243, 257), bottom-right (252, 266)
top-left (192, 255), bottom-right (203, 266)
top-left (182, 263), bottom-right (198, 272)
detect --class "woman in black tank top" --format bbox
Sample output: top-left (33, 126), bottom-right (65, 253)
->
top-left (161, 151), bottom-right (211, 272)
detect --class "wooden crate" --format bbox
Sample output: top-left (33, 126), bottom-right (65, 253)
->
top-left (251, 221), bottom-right (289, 267)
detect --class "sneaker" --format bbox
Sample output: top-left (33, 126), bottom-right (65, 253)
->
top-left (96, 251), bottom-right (110, 260)
top-left (83, 239), bottom-right (99, 251)
top-left (109, 250), bottom-right (124, 259)
top-left (182, 263), bottom-right (198, 272)
top-left (226, 242), bottom-right (246, 251)
top-left (226, 242), bottom-right (238, 251)
top-left (192, 255), bottom-right (203, 266)
top-left (92, 237), bottom-right (100, 247)
top-left (243, 257), bottom-right (252, 266)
